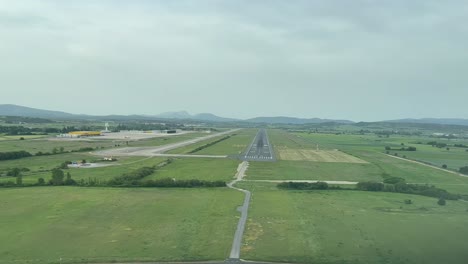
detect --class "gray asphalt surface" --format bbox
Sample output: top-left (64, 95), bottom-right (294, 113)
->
top-left (93, 129), bottom-right (240, 157)
top-left (227, 161), bottom-right (250, 260)
top-left (242, 129), bottom-right (275, 161)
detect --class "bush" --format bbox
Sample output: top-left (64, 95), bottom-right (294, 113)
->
top-left (107, 166), bottom-right (156, 186)
top-left (459, 166), bottom-right (468, 175)
top-left (277, 181), bottom-right (329, 190)
top-left (442, 164), bottom-right (447, 169)
top-left (59, 161), bottom-right (72, 169)
top-left (438, 198), bottom-right (446, 206)
top-left (404, 199), bottom-right (412, 204)
top-left (383, 177), bottom-right (406, 184)
top-left (37, 178), bottom-right (45, 185)
top-left (356, 181), bottom-right (384, 191)
top-left (50, 168), bottom-right (65, 185)
top-left (357, 181), bottom-right (461, 200)
top-left (383, 184), bottom-right (395, 192)
top-left (141, 178), bottom-right (226, 188)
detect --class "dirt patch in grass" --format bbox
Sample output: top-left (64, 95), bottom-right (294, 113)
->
top-left (242, 220), bottom-right (264, 252)
top-left (278, 149), bottom-right (368, 163)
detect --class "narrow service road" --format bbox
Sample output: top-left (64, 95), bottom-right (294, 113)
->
top-left (226, 161), bottom-right (250, 260)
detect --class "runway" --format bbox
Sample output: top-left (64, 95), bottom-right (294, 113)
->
top-left (242, 129), bottom-right (275, 161)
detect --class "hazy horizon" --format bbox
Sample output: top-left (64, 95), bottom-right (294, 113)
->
top-left (1, 1), bottom-right (467, 121)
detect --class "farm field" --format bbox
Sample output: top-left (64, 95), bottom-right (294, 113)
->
top-left (277, 148), bottom-right (367, 163)
top-left (0, 187), bottom-right (243, 264)
top-left (236, 182), bottom-right (468, 264)
top-left (250, 130), bottom-right (468, 195)
top-left (247, 160), bottom-right (382, 182)
top-left (295, 132), bottom-right (468, 170)
top-left (146, 158), bottom-right (239, 182)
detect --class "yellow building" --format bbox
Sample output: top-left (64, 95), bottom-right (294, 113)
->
top-left (68, 131), bottom-right (102, 137)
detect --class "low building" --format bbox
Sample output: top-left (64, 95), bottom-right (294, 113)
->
top-left (68, 131), bottom-right (102, 137)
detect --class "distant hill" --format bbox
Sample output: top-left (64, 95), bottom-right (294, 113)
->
top-left (245, 116), bottom-right (354, 124)
top-left (151, 111), bottom-right (238, 122)
top-left (0, 104), bottom-right (76, 119)
top-left (2, 104), bottom-right (467, 126)
top-left (0, 105), bottom-right (238, 123)
top-left (154, 111), bottom-right (192, 119)
top-left (386, 118), bottom-right (468, 127)
top-left (192, 113), bottom-right (238, 122)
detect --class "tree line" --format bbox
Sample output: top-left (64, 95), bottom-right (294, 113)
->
top-left (385, 146), bottom-right (417, 151)
top-left (0, 147), bottom-right (98, 162)
top-left (0, 159), bottom-right (226, 189)
top-left (277, 181), bottom-right (330, 190)
top-left (0, 151), bottom-right (32, 161)
top-left (277, 177), bottom-right (464, 201)
top-left (356, 181), bottom-right (461, 200)
top-left (188, 134), bottom-right (234, 154)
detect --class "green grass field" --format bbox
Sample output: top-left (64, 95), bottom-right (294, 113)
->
top-left (249, 130), bottom-right (468, 195)
top-left (0, 154), bottom-right (166, 184)
top-left (0, 187), bottom-right (243, 264)
top-left (247, 160), bottom-right (382, 182)
top-left (236, 181), bottom-right (468, 264)
top-left (192, 129), bottom-right (258, 156)
top-left (295, 132), bottom-right (468, 169)
top-left (2, 126), bottom-right (468, 263)
top-left (0, 134), bottom-right (48, 140)
top-left (0, 132), bottom-right (208, 153)
top-left (146, 158), bottom-right (239, 181)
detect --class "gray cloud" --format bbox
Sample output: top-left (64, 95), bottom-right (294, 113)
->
top-left (0, 0), bottom-right (467, 121)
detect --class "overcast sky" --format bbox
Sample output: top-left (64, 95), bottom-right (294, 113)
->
top-left (1, 0), bottom-right (467, 121)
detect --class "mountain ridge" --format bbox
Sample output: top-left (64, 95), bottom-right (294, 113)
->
top-left (2, 104), bottom-right (468, 126)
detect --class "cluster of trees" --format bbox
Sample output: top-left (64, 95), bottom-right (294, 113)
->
top-left (4, 167), bottom-right (29, 177)
top-left (275, 177), bottom-right (462, 203)
top-left (0, 124), bottom-right (106, 136)
top-left (105, 160), bottom-right (225, 188)
top-left (48, 168), bottom-right (76, 185)
top-left (357, 180), bottom-right (460, 200)
top-left (2, 116), bottom-right (52, 124)
top-left (0, 151), bottom-right (32, 161)
top-left (459, 166), bottom-right (468, 175)
top-left (277, 181), bottom-right (329, 190)
top-left (107, 166), bottom-right (156, 186)
top-left (385, 146), bottom-right (417, 151)
top-left (374, 130), bottom-right (422, 137)
top-left (425, 142), bottom-right (468, 151)
top-left (36, 147), bottom-right (97, 157)
top-left (140, 178), bottom-right (225, 188)
top-left (0, 147), bottom-right (95, 161)
top-left (188, 135), bottom-right (233, 154)
top-left (0, 168), bottom-right (76, 187)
